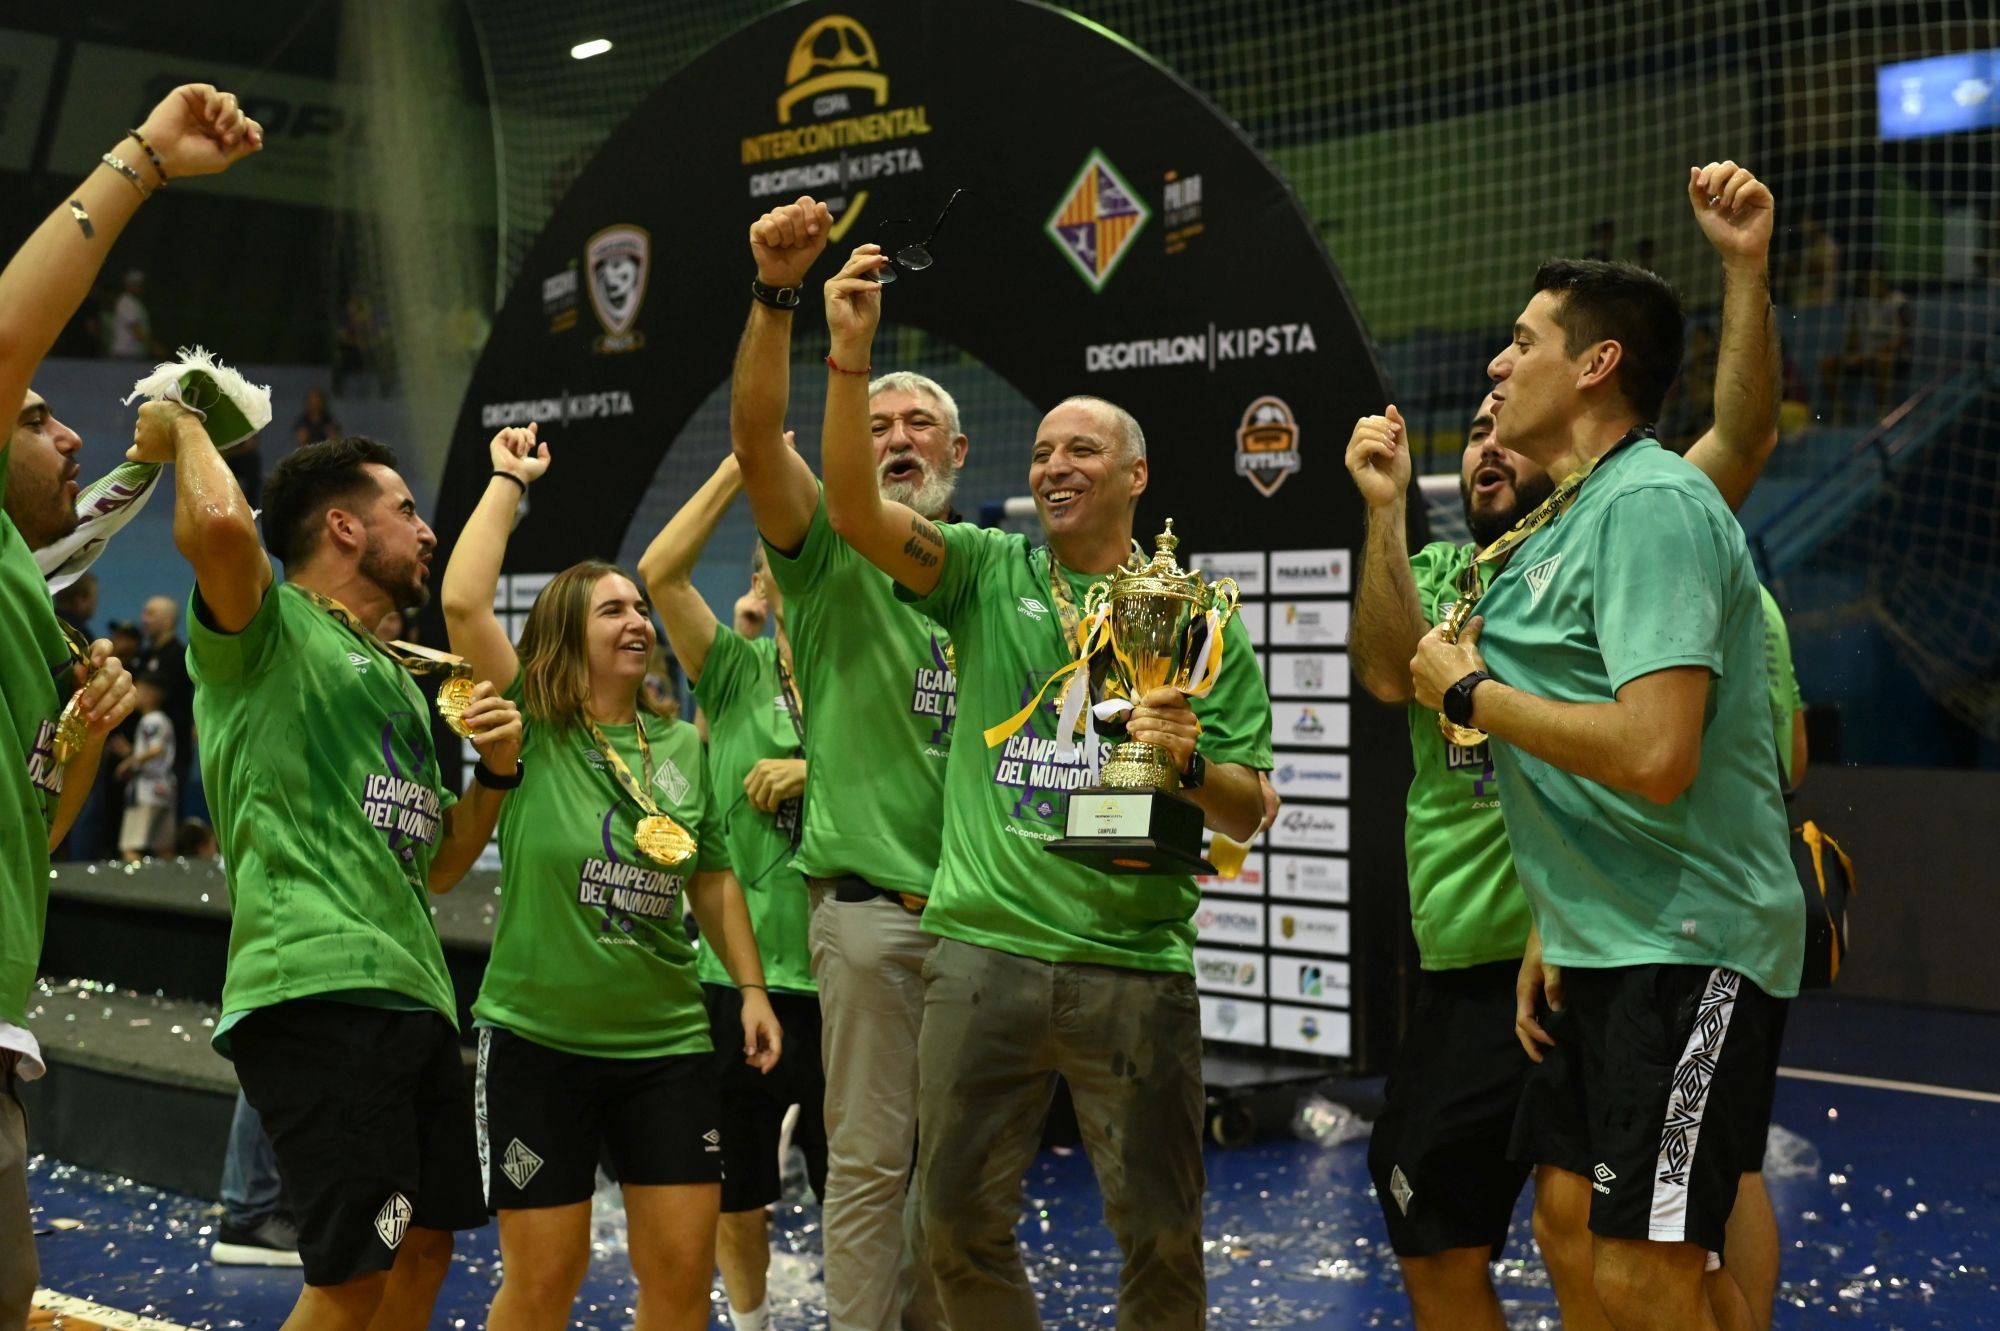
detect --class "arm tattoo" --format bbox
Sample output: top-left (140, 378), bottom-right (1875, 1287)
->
top-left (911, 516), bottom-right (943, 548)
top-left (69, 200), bottom-right (94, 239)
top-left (902, 535), bottom-right (939, 568)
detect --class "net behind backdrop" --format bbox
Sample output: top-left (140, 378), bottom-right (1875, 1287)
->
top-left (433, 0), bottom-right (1999, 756)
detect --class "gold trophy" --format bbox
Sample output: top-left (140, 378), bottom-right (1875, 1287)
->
top-left (1047, 521), bottom-right (1239, 875)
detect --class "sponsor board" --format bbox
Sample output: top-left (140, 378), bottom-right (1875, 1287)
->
top-left (1270, 548), bottom-right (1350, 595)
top-left (1162, 168), bottom-right (1204, 254)
top-left (585, 225), bottom-right (650, 353)
top-left (1269, 954), bottom-right (1352, 1008)
top-left (1199, 995), bottom-right (1268, 1046)
top-left (1266, 651), bottom-right (1350, 700)
top-left (1236, 601), bottom-right (1267, 647)
top-left (1271, 905), bottom-right (1351, 956)
top-left (1269, 805), bottom-right (1349, 853)
top-left (1273, 701), bottom-right (1349, 749)
top-left (1268, 1002), bottom-right (1352, 1056)
top-left (1193, 947), bottom-right (1263, 996)
top-left (1193, 898), bottom-right (1265, 947)
top-left (1269, 853), bottom-right (1349, 903)
top-left (1194, 848), bottom-right (1264, 899)
top-left (1189, 550), bottom-right (1265, 597)
top-left (1269, 755), bottom-right (1349, 801)
top-left (481, 392), bottom-right (636, 430)
top-left (1270, 599), bottom-right (1350, 647)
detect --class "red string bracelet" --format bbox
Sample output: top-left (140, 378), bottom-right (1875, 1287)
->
top-left (825, 354), bottom-right (871, 375)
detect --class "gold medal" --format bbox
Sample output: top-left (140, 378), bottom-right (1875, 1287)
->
top-left (434, 674), bottom-right (477, 739)
top-left (585, 714), bottom-right (699, 867)
top-left (633, 813), bottom-right (697, 866)
top-left (52, 695), bottom-right (90, 765)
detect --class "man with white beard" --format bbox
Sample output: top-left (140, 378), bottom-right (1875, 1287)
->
top-left (724, 195), bottom-right (961, 1331)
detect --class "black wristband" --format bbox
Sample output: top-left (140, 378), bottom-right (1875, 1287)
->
top-left (750, 277), bottom-right (801, 310)
top-left (1442, 670), bottom-right (1493, 728)
top-left (490, 471), bottom-right (527, 493)
top-left (473, 759), bottom-right (523, 790)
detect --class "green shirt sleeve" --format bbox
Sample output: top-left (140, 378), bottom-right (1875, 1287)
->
top-left (762, 489), bottom-right (834, 602)
top-left (900, 521), bottom-right (1004, 632)
top-left (186, 579), bottom-right (286, 686)
top-left (1593, 489), bottom-right (1727, 691)
top-left (689, 621), bottom-right (748, 720)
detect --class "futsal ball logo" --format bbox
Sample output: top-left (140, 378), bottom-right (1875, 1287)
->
top-left (586, 225), bottom-right (650, 354)
top-left (1236, 395), bottom-right (1302, 498)
top-left (1047, 152), bottom-right (1150, 292)
top-left (777, 15), bottom-right (888, 123)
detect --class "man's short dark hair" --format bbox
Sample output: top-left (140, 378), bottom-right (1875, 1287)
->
top-left (1532, 259), bottom-right (1685, 423)
top-left (261, 436), bottom-right (399, 565)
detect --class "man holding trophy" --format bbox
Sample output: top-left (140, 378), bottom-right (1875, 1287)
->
top-left (815, 243), bottom-right (1272, 1330)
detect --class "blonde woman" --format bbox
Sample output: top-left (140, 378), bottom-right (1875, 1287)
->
top-left (441, 423), bottom-right (780, 1331)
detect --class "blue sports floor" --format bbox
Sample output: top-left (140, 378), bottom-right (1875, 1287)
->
top-left (28, 998), bottom-right (2000, 1329)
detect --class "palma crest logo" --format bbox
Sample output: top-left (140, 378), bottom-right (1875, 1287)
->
top-left (1047, 152), bottom-right (1150, 291)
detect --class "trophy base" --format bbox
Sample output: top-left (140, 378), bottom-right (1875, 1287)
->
top-left (1045, 786), bottom-right (1213, 876)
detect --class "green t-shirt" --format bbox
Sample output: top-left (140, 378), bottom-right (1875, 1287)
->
top-left (0, 443), bottom-right (70, 1026)
top-left (474, 673), bottom-right (728, 1058)
top-left (689, 624), bottom-right (815, 994)
top-left (188, 581), bottom-right (460, 1039)
top-left (1474, 440), bottom-right (1805, 998)
top-left (1759, 585), bottom-right (1804, 787)
top-left (763, 493), bottom-right (955, 897)
top-left (903, 525), bottom-right (1273, 972)
top-left (1403, 541), bottom-right (1532, 969)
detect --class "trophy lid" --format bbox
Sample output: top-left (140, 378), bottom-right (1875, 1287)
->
top-left (1108, 519), bottom-right (1204, 601)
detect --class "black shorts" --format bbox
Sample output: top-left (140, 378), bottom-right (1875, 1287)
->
top-left (704, 984), bottom-right (828, 1213)
top-left (1366, 960), bottom-right (1533, 1257)
top-left (1508, 964), bottom-right (1787, 1253)
top-left (230, 998), bottom-right (486, 1287)
top-left (474, 1026), bottom-right (722, 1211)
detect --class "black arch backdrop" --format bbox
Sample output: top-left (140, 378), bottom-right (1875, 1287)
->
top-left (433, 0), bottom-right (1422, 1071)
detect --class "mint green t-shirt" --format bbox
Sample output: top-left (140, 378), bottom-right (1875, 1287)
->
top-left (0, 442), bottom-right (71, 1026)
top-left (690, 624), bottom-right (815, 995)
top-left (475, 674), bottom-right (729, 1058)
top-left (1474, 440), bottom-right (1805, 998)
top-left (1759, 586), bottom-right (1804, 787)
top-left (764, 493), bottom-right (955, 897)
top-left (188, 582), bottom-right (460, 1039)
top-left (904, 526), bottom-right (1273, 972)
top-left (1404, 541), bottom-right (1532, 969)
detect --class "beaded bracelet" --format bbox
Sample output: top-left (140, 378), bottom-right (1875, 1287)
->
top-left (125, 128), bottom-right (169, 187)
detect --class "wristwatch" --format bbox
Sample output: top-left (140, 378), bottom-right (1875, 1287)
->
top-left (1180, 750), bottom-right (1207, 790)
top-left (750, 277), bottom-right (801, 310)
top-left (1442, 670), bottom-right (1493, 728)
top-left (474, 759), bottom-right (524, 790)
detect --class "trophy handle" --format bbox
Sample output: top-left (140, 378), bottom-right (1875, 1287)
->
top-left (1080, 578), bottom-right (1110, 623)
top-left (1207, 577), bottom-right (1241, 626)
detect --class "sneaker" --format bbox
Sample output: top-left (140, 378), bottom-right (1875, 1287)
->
top-left (210, 1215), bottom-right (304, 1267)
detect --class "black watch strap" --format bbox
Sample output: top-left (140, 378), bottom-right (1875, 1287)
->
top-left (474, 759), bottom-right (524, 790)
top-left (1181, 750), bottom-right (1207, 790)
top-left (750, 277), bottom-right (801, 310)
top-left (1442, 670), bottom-right (1493, 728)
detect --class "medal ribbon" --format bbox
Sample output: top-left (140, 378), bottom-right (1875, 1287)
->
top-left (1443, 427), bottom-right (1652, 638)
top-left (582, 714), bottom-right (668, 821)
top-left (295, 587), bottom-right (471, 683)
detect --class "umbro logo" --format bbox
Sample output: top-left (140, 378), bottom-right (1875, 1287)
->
top-left (1592, 1162), bottom-right (1617, 1195)
top-left (374, 1192), bottom-right (412, 1249)
top-left (702, 1127), bottom-right (722, 1154)
top-left (347, 652), bottom-right (372, 673)
top-left (1389, 1165), bottom-right (1414, 1216)
top-left (502, 1138), bottom-right (544, 1190)
top-left (1524, 554), bottom-right (1563, 608)
top-left (1017, 597), bottom-right (1049, 621)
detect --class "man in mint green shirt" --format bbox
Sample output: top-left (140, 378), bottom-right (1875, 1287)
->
top-left (1347, 161), bottom-right (1788, 1331)
top-left (1413, 253), bottom-right (1802, 1331)
top-left (156, 410), bottom-right (525, 1327)
top-left (727, 196), bottom-right (960, 1331)
top-left (814, 243), bottom-right (1272, 1331)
